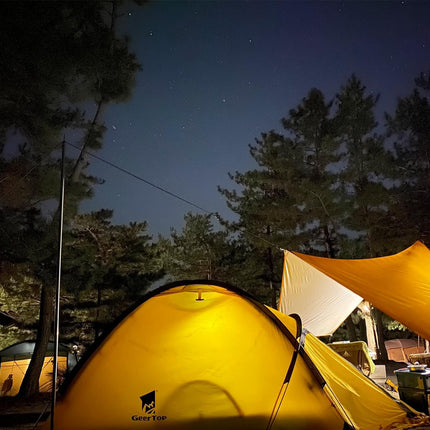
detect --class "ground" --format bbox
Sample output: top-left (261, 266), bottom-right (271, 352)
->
top-left (0, 362), bottom-right (429, 429)
top-left (0, 393), bottom-right (50, 429)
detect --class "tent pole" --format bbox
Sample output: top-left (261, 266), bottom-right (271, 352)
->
top-left (51, 137), bottom-right (66, 430)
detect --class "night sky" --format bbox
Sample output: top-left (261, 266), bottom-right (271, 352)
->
top-left (79, 1), bottom-right (430, 236)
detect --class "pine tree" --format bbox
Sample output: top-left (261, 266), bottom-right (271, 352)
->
top-left (281, 88), bottom-right (345, 256)
top-left (161, 213), bottom-right (233, 281)
top-left (61, 210), bottom-right (164, 347)
top-left (0, 1), bottom-right (142, 396)
top-left (333, 75), bottom-right (393, 359)
top-left (219, 88), bottom-right (344, 305)
top-left (219, 131), bottom-right (300, 306)
top-left (386, 71), bottom-right (430, 246)
top-left (334, 75), bottom-right (394, 257)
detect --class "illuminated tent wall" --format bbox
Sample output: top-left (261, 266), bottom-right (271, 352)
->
top-left (279, 251), bottom-right (363, 336)
top-left (0, 341), bottom-right (76, 396)
top-left (280, 241), bottom-right (430, 341)
top-left (41, 281), bottom-right (425, 430)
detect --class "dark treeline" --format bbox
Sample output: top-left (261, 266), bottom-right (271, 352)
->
top-left (0, 0), bottom-right (143, 397)
top-left (0, 1), bottom-right (429, 396)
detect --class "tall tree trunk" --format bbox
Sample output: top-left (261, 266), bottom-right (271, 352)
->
top-left (325, 222), bottom-right (360, 341)
top-left (366, 240), bottom-right (389, 361)
top-left (266, 226), bottom-right (277, 308)
top-left (361, 301), bottom-right (378, 357)
top-left (323, 224), bottom-right (335, 258)
top-left (70, 0), bottom-right (118, 182)
top-left (14, 1), bottom-right (126, 399)
top-left (359, 316), bottom-right (367, 340)
top-left (70, 99), bottom-right (107, 182)
top-left (18, 201), bottom-right (61, 398)
top-left (94, 285), bottom-right (102, 340)
top-left (19, 15), bottom-right (109, 400)
top-left (372, 307), bottom-right (389, 361)
top-left (18, 284), bottom-right (54, 397)
top-left (345, 315), bottom-right (358, 341)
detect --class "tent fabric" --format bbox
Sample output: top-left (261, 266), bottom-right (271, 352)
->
top-left (303, 333), bottom-right (421, 430)
top-left (327, 341), bottom-right (376, 376)
top-left (42, 282), bottom-right (345, 430)
top-left (0, 340), bottom-right (70, 358)
top-left (0, 356), bottom-right (67, 396)
top-left (279, 251), bottom-right (363, 336)
top-left (290, 241), bottom-right (430, 341)
top-left (269, 307), bottom-right (428, 430)
top-left (41, 281), bottom-right (426, 430)
top-left (385, 339), bottom-right (425, 363)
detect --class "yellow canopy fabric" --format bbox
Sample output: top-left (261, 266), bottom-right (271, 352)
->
top-left (42, 282), bottom-right (345, 430)
top-left (291, 241), bottom-right (430, 340)
top-left (304, 333), bottom-right (423, 430)
top-left (270, 308), bottom-right (428, 430)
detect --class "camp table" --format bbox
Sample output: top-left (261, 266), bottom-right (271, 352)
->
top-left (395, 367), bottom-right (430, 414)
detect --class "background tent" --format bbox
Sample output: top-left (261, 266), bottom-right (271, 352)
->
top-left (0, 341), bottom-right (77, 396)
top-left (279, 251), bottom-right (362, 336)
top-left (280, 241), bottom-right (430, 341)
top-left (41, 281), bottom-right (426, 430)
top-left (0, 310), bottom-right (17, 327)
top-left (385, 339), bottom-right (425, 363)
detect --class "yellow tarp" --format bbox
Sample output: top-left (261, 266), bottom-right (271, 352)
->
top-left (270, 308), bottom-right (429, 430)
top-left (291, 241), bottom-right (430, 340)
top-left (41, 282), bottom-right (428, 430)
top-left (304, 333), bottom-right (425, 430)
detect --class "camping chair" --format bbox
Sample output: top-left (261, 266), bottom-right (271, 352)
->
top-left (328, 341), bottom-right (376, 376)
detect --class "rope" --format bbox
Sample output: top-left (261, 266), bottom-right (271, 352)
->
top-left (65, 141), bottom-right (213, 215)
top-left (65, 140), bottom-right (285, 252)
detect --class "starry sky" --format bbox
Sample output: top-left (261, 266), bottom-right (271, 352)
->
top-left (79, 0), bottom-right (430, 237)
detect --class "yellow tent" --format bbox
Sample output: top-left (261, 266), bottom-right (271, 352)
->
top-left (41, 281), bottom-right (427, 430)
top-left (0, 341), bottom-right (73, 396)
top-left (288, 241), bottom-right (430, 340)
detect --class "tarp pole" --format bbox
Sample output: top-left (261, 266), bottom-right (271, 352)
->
top-left (51, 138), bottom-right (66, 430)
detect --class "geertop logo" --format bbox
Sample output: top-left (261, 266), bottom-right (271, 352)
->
top-left (131, 390), bottom-right (167, 423)
top-left (140, 391), bottom-right (156, 414)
